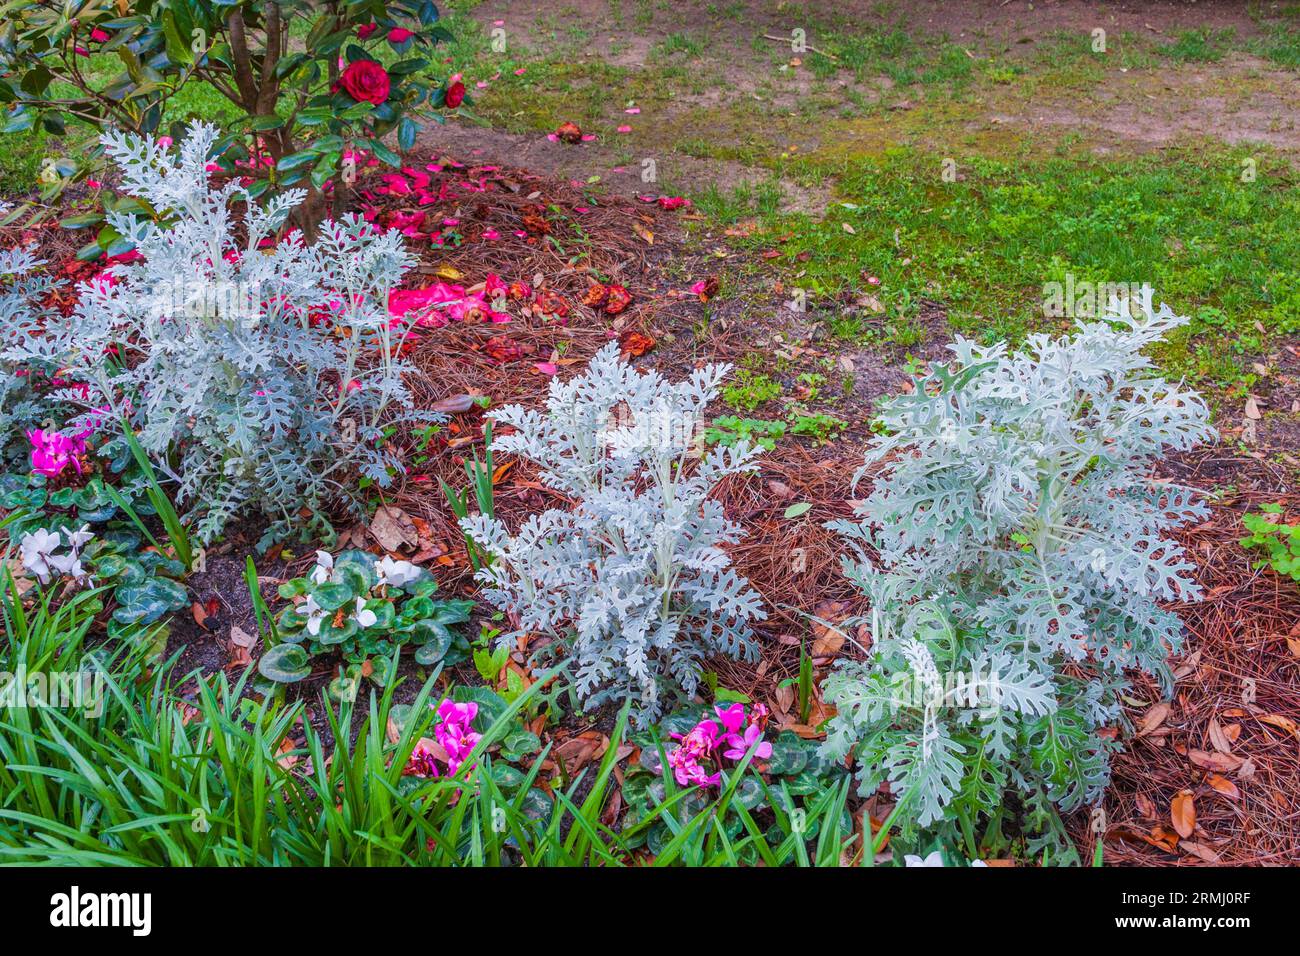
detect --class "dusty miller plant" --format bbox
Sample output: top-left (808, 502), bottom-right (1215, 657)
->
top-left (0, 247), bottom-right (69, 467)
top-left (462, 343), bottom-right (766, 726)
top-left (8, 122), bottom-right (433, 543)
top-left (821, 294), bottom-right (1216, 850)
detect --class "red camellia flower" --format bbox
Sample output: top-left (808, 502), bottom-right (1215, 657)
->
top-left (533, 290), bottom-right (569, 318)
top-left (445, 78), bottom-right (466, 109)
top-left (339, 60), bottom-right (391, 105)
top-left (388, 27), bottom-right (414, 42)
top-left (357, 23), bottom-right (378, 39)
top-left (604, 285), bottom-right (632, 315)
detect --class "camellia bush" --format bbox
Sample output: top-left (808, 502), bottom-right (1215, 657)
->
top-left (3, 122), bottom-right (435, 544)
top-left (462, 343), bottom-right (767, 726)
top-left (0, 0), bottom-right (461, 238)
top-left (820, 295), bottom-right (1216, 859)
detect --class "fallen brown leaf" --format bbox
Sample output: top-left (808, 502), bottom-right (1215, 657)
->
top-left (1171, 789), bottom-right (1196, 838)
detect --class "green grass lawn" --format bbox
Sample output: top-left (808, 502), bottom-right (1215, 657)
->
top-left (7, 2), bottom-right (1300, 397)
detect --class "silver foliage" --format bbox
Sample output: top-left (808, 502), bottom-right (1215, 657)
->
top-left (822, 295), bottom-right (1215, 832)
top-left (3, 122), bottom-right (433, 540)
top-left (0, 247), bottom-right (68, 464)
top-left (462, 343), bottom-right (767, 725)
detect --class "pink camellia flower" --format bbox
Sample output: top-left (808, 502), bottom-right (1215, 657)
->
top-left (27, 428), bottom-right (88, 478)
top-left (90, 27), bottom-right (110, 42)
top-left (388, 27), bottom-right (414, 42)
top-left (658, 196), bottom-right (690, 210)
top-left (357, 23), bottom-right (378, 39)
top-left (483, 273), bottom-right (509, 302)
top-left (338, 60), bottom-right (391, 105)
top-left (388, 209), bottom-right (426, 237)
top-left (379, 172), bottom-right (412, 196)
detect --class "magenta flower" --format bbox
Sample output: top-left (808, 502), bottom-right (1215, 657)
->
top-left (27, 429), bottom-right (88, 478)
top-left (404, 699), bottom-right (483, 780)
top-left (665, 703), bottom-right (772, 787)
top-left (388, 27), bottom-right (414, 42)
top-left (436, 698), bottom-right (478, 728)
top-left (404, 741), bottom-right (442, 778)
top-left (714, 703), bottom-right (746, 736)
top-left (432, 699), bottom-right (482, 775)
top-left (723, 724), bottom-right (772, 761)
top-left (483, 273), bottom-right (509, 302)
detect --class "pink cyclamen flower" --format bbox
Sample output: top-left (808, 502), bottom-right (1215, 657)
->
top-left (436, 698), bottom-right (478, 728)
top-left (434, 699), bottom-right (481, 775)
top-left (404, 742), bottom-right (442, 778)
top-left (714, 703), bottom-right (746, 736)
top-left (27, 429), bottom-right (88, 478)
top-left (723, 724), bottom-right (772, 762)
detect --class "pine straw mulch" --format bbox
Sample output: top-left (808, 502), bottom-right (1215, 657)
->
top-left (349, 149), bottom-right (1300, 864)
top-left (1073, 451), bottom-right (1300, 866)
top-left (13, 145), bottom-right (1299, 864)
top-left (342, 151), bottom-right (871, 734)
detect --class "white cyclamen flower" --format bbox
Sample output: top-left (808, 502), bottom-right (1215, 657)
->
top-left (60, 524), bottom-right (94, 551)
top-left (47, 551), bottom-right (91, 584)
top-left (376, 555), bottom-right (420, 587)
top-left (301, 595), bottom-right (327, 636)
top-left (19, 529), bottom-right (62, 584)
top-left (353, 597), bottom-right (377, 629)
top-left (904, 851), bottom-right (946, 867)
top-left (309, 550), bottom-right (334, 585)
top-left (903, 851), bottom-right (987, 867)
